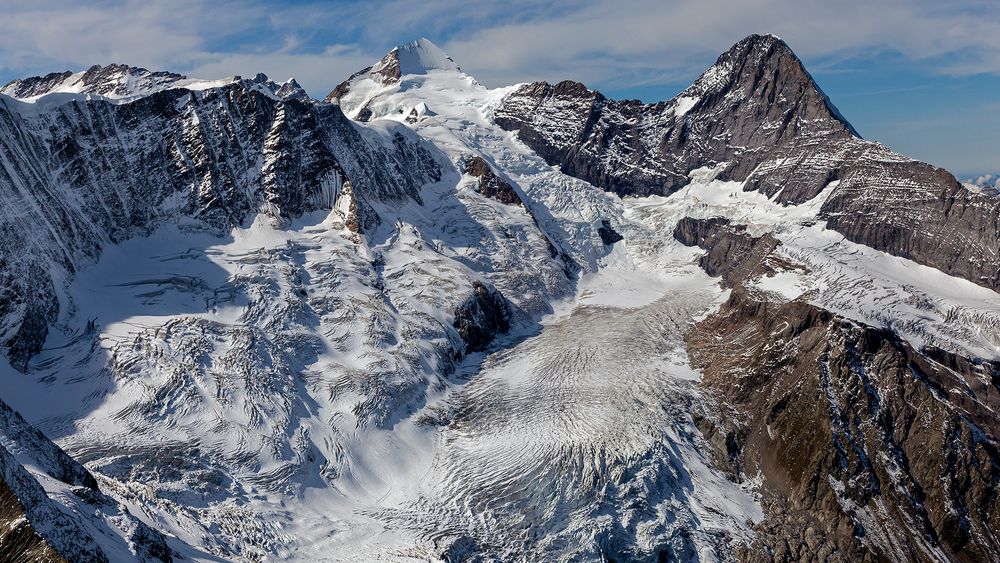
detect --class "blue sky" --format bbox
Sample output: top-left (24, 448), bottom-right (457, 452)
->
top-left (0, 0), bottom-right (996, 176)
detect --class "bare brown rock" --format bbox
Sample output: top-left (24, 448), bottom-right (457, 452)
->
top-left (464, 156), bottom-right (523, 206)
top-left (0, 477), bottom-right (68, 563)
top-left (678, 216), bottom-right (1000, 562)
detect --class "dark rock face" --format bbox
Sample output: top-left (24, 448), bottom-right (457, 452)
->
top-left (680, 215), bottom-right (1000, 562)
top-left (0, 71), bottom-right (73, 99)
top-left (79, 64), bottom-right (187, 97)
top-left (2, 64), bottom-right (311, 102)
top-left (596, 219), bottom-right (622, 245)
top-left (0, 84), bottom-right (441, 370)
top-left (495, 35), bottom-right (855, 199)
top-left (465, 156), bottom-right (522, 205)
top-left (1, 64), bottom-right (186, 99)
top-left (672, 216), bottom-right (732, 247)
top-left (673, 217), bottom-right (779, 287)
top-left (688, 287), bottom-right (1000, 562)
top-left (0, 445), bottom-right (108, 563)
top-left (452, 281), bottom-right (512, 354)
top-left (496, 34), bottom-right (1000, 292)
top-left (0, 475), bottom-right (70, 563)
top-left (822, 162), bottom-right (1000, 290)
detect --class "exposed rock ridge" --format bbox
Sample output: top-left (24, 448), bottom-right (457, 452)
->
top-left (678, 216), bottom-right (1000, 562)
top-left (1, 64), bottom-right (187, 100)
top-left (673, 216), bottom-right (778, 286)
top-left (0, 71), bottom-right (74, 99)
top-left (496, 35), bottom-right (1000, 291)
top-left (324, 38), bottom-right (458, 104)
top-left (2, 64), bottom-right (311, 102)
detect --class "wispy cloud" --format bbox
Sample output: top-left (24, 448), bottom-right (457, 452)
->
top-left (0, 0), bottom-right (374, 94)
top-left (435, 0), bottom-right (1000, 89)
top-left (0, 0), bottom-right (997, 173)
top-left (3, 0), bottom-right (1000, 95)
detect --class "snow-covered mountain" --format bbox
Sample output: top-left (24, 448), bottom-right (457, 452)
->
top-left (0, 35), bottom-right (998, 562)
top-left (0, 64), bottom-right (310, 103)
top-left (964, 173), bottom-right (1000, 196)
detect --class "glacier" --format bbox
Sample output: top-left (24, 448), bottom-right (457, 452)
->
top-left (0, 35), bottom-right (997, 562)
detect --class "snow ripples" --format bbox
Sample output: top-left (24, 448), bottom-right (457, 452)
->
top-left (377, 290), bottom-right (761, 560)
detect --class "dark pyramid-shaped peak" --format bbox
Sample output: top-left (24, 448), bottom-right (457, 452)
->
top-left (683, 34), bottom-right (859, 137)
top-left (495, 33), bottom-right (862, 199)
top-left (687, 34), bottom-right (803, 95)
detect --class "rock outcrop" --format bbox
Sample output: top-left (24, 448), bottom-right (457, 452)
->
top-left (465, 156), bottom-right (522, 205)
top-left (678, 215), bottom-right (1000, 562)
top-left (452, 281), bottom-right (512, 354)
top-left (689, 286), bottom-right (1000, 562)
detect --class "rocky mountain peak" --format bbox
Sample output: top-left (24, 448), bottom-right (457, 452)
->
top-left (495, 33), bottom-right (863, 199)
top-left (244, 72), bottom-right (311, 101)
top-left (684, 33), bottom-right (859, 137)
top-left (331, 37), bottom-right (459, 95)
top-left (323, 37), bottom-right (464, 119)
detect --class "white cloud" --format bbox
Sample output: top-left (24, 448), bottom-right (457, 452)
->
top-left (2, 0), bottom-right (1000, 97)
top-left (0, 0), bottom-right (378, 95)
top-left (0, 0), bottom-right (997, 174)
top-left (433, 0), bottom-right (1000, 89)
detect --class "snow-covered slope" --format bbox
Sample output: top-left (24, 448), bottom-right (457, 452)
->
top-left (0, 35), bottom-right (997, 562)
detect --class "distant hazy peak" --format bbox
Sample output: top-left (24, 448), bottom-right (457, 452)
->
top-left (1, 64), bottom-right (310, 103)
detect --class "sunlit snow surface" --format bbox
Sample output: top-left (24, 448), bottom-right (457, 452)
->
top-left (1, 60), bottom-right (998, 562)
